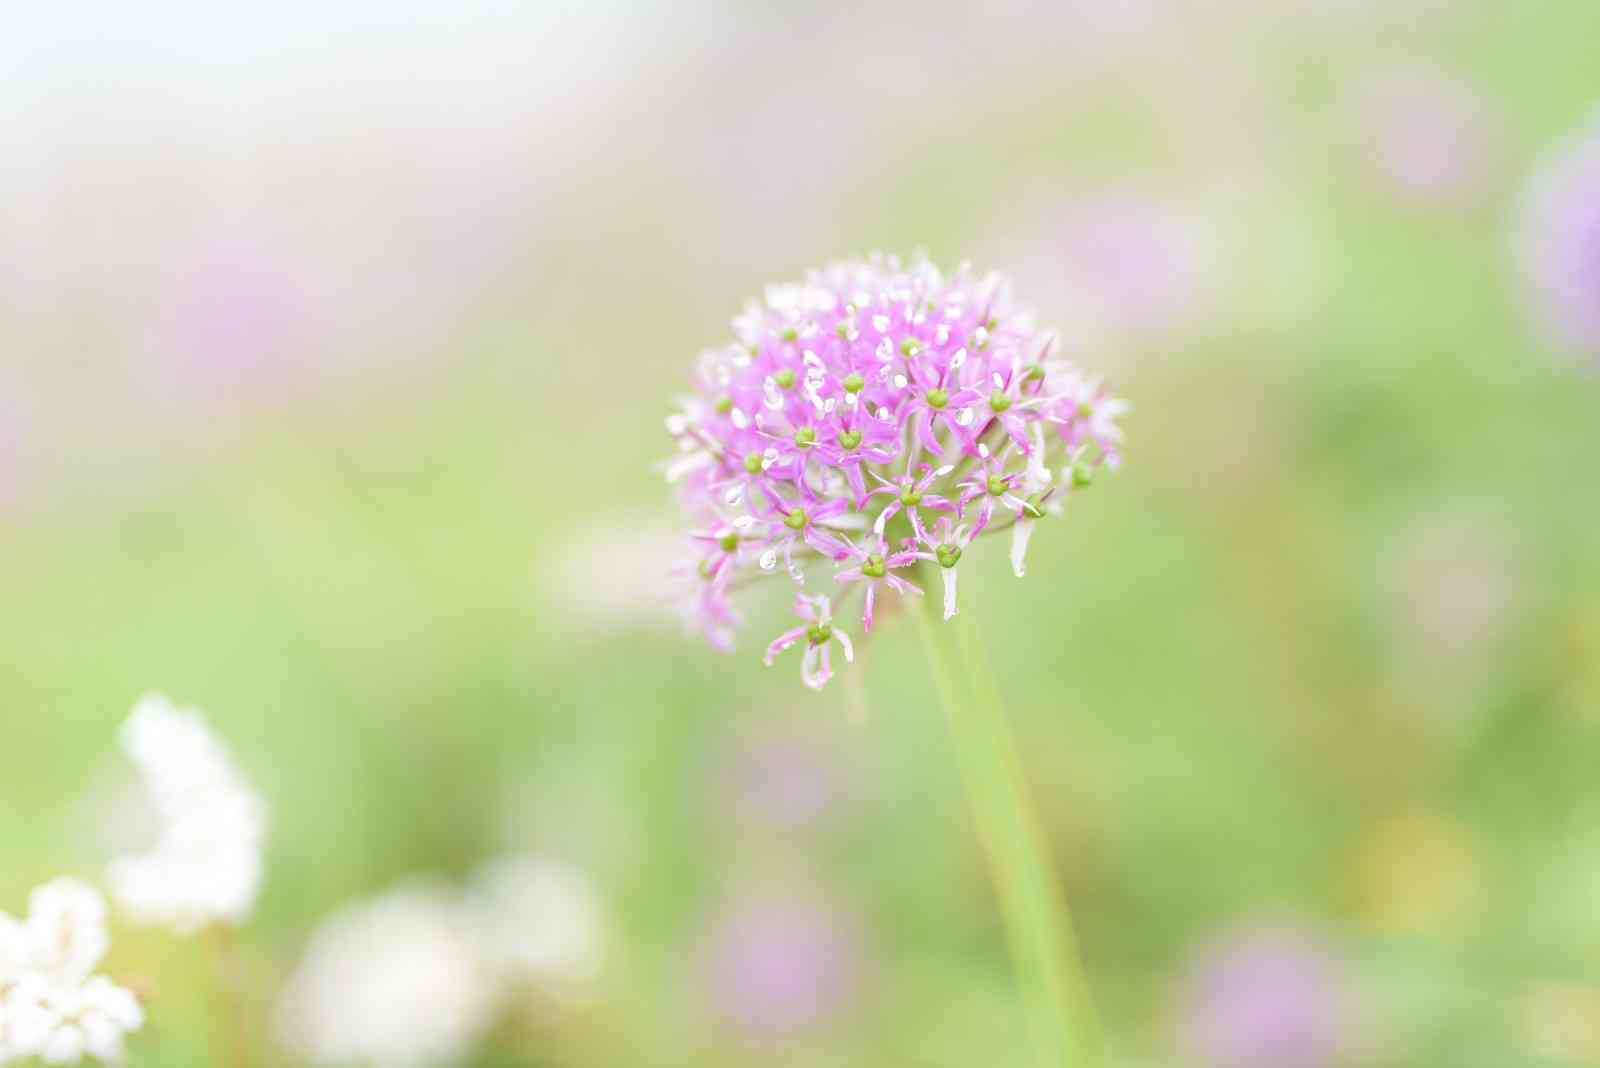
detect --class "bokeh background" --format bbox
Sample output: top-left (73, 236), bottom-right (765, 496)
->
top-left (4, 2), bottom-right (1599, 1065)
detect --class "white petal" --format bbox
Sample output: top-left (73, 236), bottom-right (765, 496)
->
top-left (942, 567), bottom-right (959, 620)
top-left (801, 644), bottom-right (826, 690)
top-left (1010, 518), bottom-right (1036, 578)
top-left (41, 1025), bottom-right (87, 1064)
top-left (664, 451), bottom-right (711, 483)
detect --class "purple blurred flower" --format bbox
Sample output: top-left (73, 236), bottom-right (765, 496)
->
top-left (136, 239), bottom-right (319, 409)
top-left (1516, 110), bottom-right (1600, 359)
top-left (717, 728), bottom-right (843, 832)
top-left (1059, 193), bottom-right (1208, 336)
top-left (993, 192), bottom-right (1213, 349)
top-left (706, 892), bottom-right (862, 1038)
top-left (1178, 925), bottom-right (1345, 1068)
top-left (1351, 66), bottom-right (1498, 205)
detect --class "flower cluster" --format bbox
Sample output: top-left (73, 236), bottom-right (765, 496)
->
top-left (109, 694), bottom-right (267, 933)
top-left (3, 695), bottom-right (266, 1066)
top-left (665, 254), bottom-right (1126, 689)
top-left (0, 881), bottom-right (144, 1065)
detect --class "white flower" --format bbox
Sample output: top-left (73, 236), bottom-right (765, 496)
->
top-left (275, 885), bottom-right (499, 1068)
top-left (0, 881), bottom-right (144, 1066)
top-left (108, 695), bottom-right (267, 932)
top-left (546, 515), bottom-right (688, 630)
top-left (466, 857), bottom-right (604, 990)
top-left (13, 880), bottom-right (108, 988)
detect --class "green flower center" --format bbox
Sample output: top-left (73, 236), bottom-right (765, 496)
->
top-left (989, 390), bottom-right (1012, 413)
top-left (863, 553), bottom-right (887, 579)
top-left (718, 532), bottom-right (740, 552)
top-left (987, 475), bottom-right (1009, 497)
top-left (774, 368), bottom-right (797, 390)
top-left (936, 543), bottom-right (963, 569)
top-left (899, 488), bottom-right (923, 507)
top-left (837, 429), bottom-right (862, 450)
top-left (1076, 400), bottom-right (1093, 419)
top-left (784, 509), bottom-right (809, 531)
top-left (1024, 363), bottom-right (1046, 383)
top-left (781, 326), bottom-right (798, 342)
top-left (793, 426), bottom-right (817, 448)
top-left (744, 453), bottom-right (764, 475)
top-left (714, 394), bottom-right (734, 414)
top-left (1071, 462), bottom-right (1094, 489)
top-left (841, 371), bottom-right (865, 394)
top-left (900, 337), bottom-right (922, 357)
top-left (925, 388), bottom-right (949, 410)
top-left (806, 621), bottom-right (833, 645)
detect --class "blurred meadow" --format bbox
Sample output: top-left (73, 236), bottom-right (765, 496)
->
top-left (3, 2), bottom-right (1599, 1066)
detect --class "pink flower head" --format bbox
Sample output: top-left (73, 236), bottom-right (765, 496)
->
top-left (1178, 924), bottom-right (1346, 1068)
top-left (666, 254), bottom-right (1126, 687)
top-left (705, 891), bottom-right (863, 1037)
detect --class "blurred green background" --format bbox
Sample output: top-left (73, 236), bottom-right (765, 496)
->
top-left (3, 2), bottom-right (1598, 1065)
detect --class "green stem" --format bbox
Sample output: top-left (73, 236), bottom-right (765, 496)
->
top-left (206, 924), bottom-right (253, 1068)
top-left (912, 592), bottom-right (1101, 1067)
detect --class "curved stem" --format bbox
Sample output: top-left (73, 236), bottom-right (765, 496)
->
top-left (911, 592), bottom-right (1101, 1067)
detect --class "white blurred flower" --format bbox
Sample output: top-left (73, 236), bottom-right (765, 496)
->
top-left (0, 880), bottom-right (145, 1065)
top-left (545, 513), bottom-right (687, 631)
top-left (108, 694), bottom-right (267, 932)
top-left (467, 857), bottom-right (604, 990)
top-left (1384, 505), bottom-right (1522, 672)
top-left (275, 885), bottom-right (498, 1068)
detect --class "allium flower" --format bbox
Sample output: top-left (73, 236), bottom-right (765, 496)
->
top-left (1177, 925), bottom-right (1345, 1068)
top-left (465, 856), bottom-right (605, 990)
top-left (275, 885), bottom-right (499, 1068)
top-left (0, 880), bottom-right (145, 1065)
top-left (1515, 108), bottom-right (1600, 359)
top-left (108, 694), bottom-right (267, 933)
top-left (665, 255), bottom-right (1125, 686)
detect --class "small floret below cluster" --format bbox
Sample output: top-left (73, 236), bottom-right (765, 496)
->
top-left (665, 254), bottom-right (1127, 689)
